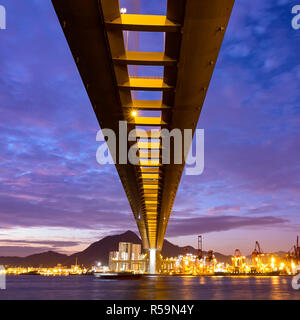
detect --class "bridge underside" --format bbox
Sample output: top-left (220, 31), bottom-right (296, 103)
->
top-left (52, 0), bottom-right (234, 252)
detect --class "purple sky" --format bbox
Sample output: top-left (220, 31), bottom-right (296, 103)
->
top-left (0, 0), bottom-right (299, 257)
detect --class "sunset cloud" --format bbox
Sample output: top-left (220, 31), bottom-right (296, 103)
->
top-left (166, 215), bottom-right (289, 237)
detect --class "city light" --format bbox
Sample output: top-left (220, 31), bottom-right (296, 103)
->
top-left (4, 264), bottom-right (89, 276)
top-left (3, 243), bottom-right (300, 277)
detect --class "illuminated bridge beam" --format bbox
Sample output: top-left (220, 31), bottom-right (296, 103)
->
top-left (113, 51), bottom-right (177, 66)
top-left (123, 100), bottom-right (171, 111)
top-left (129, 117), bottom-right (167, 126)
top-left (119, 77), bottom-right (173, 91)
top-left (51, 0), bottom-right (235, 261)
top-left (105, 14), bottom-right (181, 32)
top-left (134, 130), bottom-right (163, 139)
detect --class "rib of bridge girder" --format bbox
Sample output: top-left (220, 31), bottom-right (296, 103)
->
top-left (138, 150), bottom-right (161, 159)
top-left (123, 100), bottom-right (171, 111)
top-left (129, 117), bottom-right (167, 126)
top-left (140, 167), bottom-right (160, 174)
top-left (113, 51), bottom-right (176, 66)
top-left (135, 142), bottom-right (161, 149)
top-left (119, 77), bottom-right (173, 91)
top-left (136, 160), bottom-right (162, 167)
top-left (134, 130), bottom-right (162, 139)
top-left (141, 173), bottom-right (161, 179)
top-left (105, 14), bottom-right (181, 32)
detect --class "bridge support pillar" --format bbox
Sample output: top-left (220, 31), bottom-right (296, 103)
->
top-left (149, 249), bottom-right (156, 274)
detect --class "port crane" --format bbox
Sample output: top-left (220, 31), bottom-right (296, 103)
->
top-left (251, 241), bottom-right (266, 271)
top-left (252, 241), bottom-right (263, 255)
top-left (232, 249), bottom-right (246, 272)
top-left (296, 236), bottom-right (300, 262)
top-left (197, 235), bottom-right (203, 260)
top-left (288, 235), bottom-right (300, 264)
top-left (252, 241), bottom-right (263, 260)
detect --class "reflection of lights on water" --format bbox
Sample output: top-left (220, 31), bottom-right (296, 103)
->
top-left (199, 277), bottom-right (206, 284)
top-left (271, 276), bottom-right (280, 285)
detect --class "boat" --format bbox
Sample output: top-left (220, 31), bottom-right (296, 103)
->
top-left (22, 270), bottom-right (40, 275)
top-left (93, 272), bottom-right (144, 280)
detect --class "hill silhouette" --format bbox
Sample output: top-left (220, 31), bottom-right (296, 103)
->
top-left (66, 230), bottom-right (142, 266)
top-left (0, 251), bottom-right (68, 267)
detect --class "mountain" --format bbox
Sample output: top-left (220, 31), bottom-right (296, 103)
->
top-left (162, 239), bottom-right (198, 257)
top-left (162, 239), bottom-right (231, 264)
top-left (0, 251), bottom-right (68, 268)
top-left (0, 231), bottom-right (232, 267)
top-left (66, 230), bottom-right (142, 266)
top-left (212, 252), bottom-right (232, 264)
top-left (273, 251), bottom-right (288, 258)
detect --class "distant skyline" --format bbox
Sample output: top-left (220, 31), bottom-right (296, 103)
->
top-left (0, 0), bottom-right (299, 256)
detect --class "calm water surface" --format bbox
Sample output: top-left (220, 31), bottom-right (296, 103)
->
top-left (0, 275), bottom-right (299, 300)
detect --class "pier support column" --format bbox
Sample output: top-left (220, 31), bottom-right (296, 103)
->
top-left (149, 249), bottom-right (156, 274)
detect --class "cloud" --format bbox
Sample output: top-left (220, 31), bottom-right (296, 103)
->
top-left (0, 239), bottom-right (79, 247)
top-left (205, 205), bottom-right (241, 215)
top-left (0, 191), bottom-right (136, 230)
top-left (166, 215), bottom-right (288, 237)
top-left (0, 246), bottom-right (58, 257)
top-left (247, 205), bottom-right (280, 215)
top-left (0, 239), bottom-right (79, 257)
